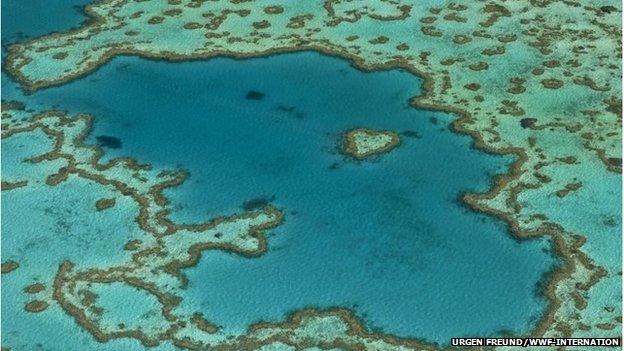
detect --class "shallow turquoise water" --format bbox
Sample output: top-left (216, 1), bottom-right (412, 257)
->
top-left (2, 0), bottom-right (560, 347)
top-left (1, 2), bottom-right (179, 350)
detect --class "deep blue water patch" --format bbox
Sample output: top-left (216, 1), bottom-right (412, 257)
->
top-left (1, 0), bottom-right (92, 43)
top-left (96, 135), bottom-right (122, 149)
top-left (2, 50), bottom-right (559, 344)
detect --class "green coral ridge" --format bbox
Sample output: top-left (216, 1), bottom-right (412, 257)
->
top-left (3, 0), bottom-right (621, 349)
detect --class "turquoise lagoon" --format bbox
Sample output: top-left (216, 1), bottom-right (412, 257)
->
top-left (3, 51), bottom-right (558, 344)
top-left (2, 0), bottom-right (559, 347)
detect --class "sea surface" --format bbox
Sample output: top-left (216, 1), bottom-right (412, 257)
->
top-left (2, 0), bottom-right (559, 348)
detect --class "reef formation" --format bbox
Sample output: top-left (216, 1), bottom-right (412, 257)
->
top-left (343, 128), bottom-right (400, 159)
top-left (2, 0), bottom-right (622, 349)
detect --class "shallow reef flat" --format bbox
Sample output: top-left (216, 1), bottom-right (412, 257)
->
top-left (1, 0), bottom-right (622, 350)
